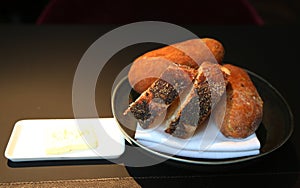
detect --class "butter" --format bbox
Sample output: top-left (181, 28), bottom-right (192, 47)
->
top-left (45, 126), bottom-right (98, 155)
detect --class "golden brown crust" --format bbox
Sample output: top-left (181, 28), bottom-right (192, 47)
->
top-left (126, 37), bottom-right (263, 139)
top-left (217, 64), bottom-right (263, 138)
top-left (128, 38), bottom-right (225, 93)
top-left (201, 38), bottom-right (225, 64)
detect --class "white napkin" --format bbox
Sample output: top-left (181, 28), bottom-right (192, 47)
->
top-left (135, 121), bottom-right (260, 159)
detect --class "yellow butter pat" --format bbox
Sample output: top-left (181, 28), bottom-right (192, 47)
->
top-left (45, 127), bottom-right (98, 155)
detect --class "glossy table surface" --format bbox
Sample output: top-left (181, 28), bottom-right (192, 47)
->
top-left (0, 24), bottom-right (299, 187)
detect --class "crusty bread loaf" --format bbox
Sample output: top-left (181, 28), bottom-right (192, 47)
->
top-left (164, 62), bottom-right (230, 138)
top-left (214, 64), bottom-right (263, 138)
top-left (124, 64), bottom-right (197, 129)
top-left (128, 38), bottom-right (225, 93)
top-left (124, 37), bottom-right (263, 140)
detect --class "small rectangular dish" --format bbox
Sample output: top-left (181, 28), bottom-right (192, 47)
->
top-left (5, 118), bottom-right (125, 162)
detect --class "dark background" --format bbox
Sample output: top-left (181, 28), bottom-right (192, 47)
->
top-left (0, 0), bottom-right (300, 25)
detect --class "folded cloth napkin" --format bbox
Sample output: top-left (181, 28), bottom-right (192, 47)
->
top-left (134, 120), bottom-right (260, 159)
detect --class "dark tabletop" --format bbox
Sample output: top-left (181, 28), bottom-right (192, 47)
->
top-left (0, 24), bottom-right (299, 187)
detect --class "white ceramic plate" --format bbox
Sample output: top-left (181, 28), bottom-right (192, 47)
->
top-left (5, 118), bottom-right (125, 162)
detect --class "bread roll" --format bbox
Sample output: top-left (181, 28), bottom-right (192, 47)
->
top-left (215, 64), bottom-right (263, 138)
top-left (124, 37), bottom-right (263, 140)
top-left (128, 38), bottom-right (225, 93)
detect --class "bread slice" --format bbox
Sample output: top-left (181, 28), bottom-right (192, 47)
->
top-left (123, 64), bottom-right (197, 129)
top-left (164, 62), bottom-right (230, 138)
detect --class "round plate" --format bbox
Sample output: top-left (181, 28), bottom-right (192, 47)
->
top-left (111, 68), bottom-right (294, 165)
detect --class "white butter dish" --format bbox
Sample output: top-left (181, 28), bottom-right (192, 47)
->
top-left (4, 118), bottom-right (125, 162)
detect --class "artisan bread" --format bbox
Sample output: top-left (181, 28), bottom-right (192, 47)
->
top-left (214, 64), bottom-right (263, 138)
top-left (124, 38), bottom-right (263, 139)
top-left (124, 64), bottom-right (197, 129)
top-left (128, 38), bottom-right (225, 93)
top-left (164, 62), bottom-right (230, 138)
